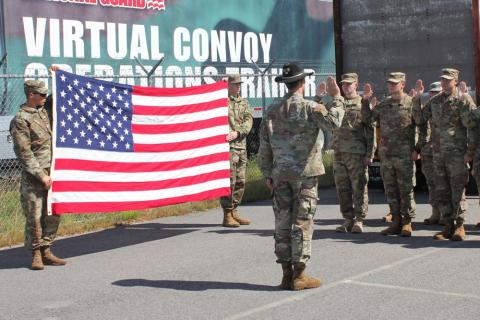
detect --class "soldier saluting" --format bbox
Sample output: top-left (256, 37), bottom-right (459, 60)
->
top-left (258, 62), bottom-right (343, 290)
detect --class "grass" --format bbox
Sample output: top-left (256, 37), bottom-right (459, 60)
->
top-left (0, 157), bottom-right (335, 248)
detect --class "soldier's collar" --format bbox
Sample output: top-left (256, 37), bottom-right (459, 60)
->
top-left (20, 103), bottom-right (44, 114)
top-left (229, 94), bottom-right (242, 101)
top-left (442, 88), bottom-right (458, 100)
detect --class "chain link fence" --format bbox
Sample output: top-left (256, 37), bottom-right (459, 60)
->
top-left (0, 64), bottom-right (335, 245)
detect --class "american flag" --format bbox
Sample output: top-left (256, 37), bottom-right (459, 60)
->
top-left (48, 70), bottom-right (230, 215)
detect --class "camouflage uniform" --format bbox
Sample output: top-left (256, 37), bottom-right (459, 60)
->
top-left (258, 92), bottom-right (343, 264)
top-left (416, 82), bottom-right (442, 224)
top-left (415, 75), bottom-right (477, 226)
top-left (10, 82), bottom-right (59, 251)
top-left (219, 92), bottom-right (253, 212)
top-left (367, 74), bottom-right (422, 221)
top-left (327, 74), bottom-right (375, 222)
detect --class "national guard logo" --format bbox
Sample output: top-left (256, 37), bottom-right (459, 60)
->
top-left (46, 0), bottom-right (166, 11)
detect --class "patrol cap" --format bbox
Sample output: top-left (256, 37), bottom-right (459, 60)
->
top-left (274, 62), bottom-right (314, 83)
top-left (440, 68), bottom-right (459, 80)
top-left (228, 74), bottom-right (243, 84)
top-left (387, 72), bottom-right (406, 83)
top-left (339, 73), bottom-right (358, 84)
top-left (429, 81), bottom-right (442, 93)
top-left (24, 80), bottom-right (48, 95)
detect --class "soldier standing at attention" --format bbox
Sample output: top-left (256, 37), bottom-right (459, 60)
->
top-left (220, 74), bottom-right (253, 228)
top-left (411, 81), bottom-right (444, 225)
top-left (330, 73), bottom-right (375, 234)
top-left (366, 72), bottom-right (423, 237)
top-left (257, 62), bottom-right (343, 290)
top-left (10, 80), bottom-right (66, 270)
top-left (415, 69), bottom-right (477, 241)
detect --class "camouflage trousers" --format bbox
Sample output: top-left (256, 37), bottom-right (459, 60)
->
top-left (474, 155), bottom-right (480, 205)
top-left (333, 152), bottom-right (369, 220)
top-left (421, 153), bottom-right (435, 206)
top-left (272, 177), bottom-right (317, 265)
top-left (433, 153), bottom-right (468, 223)
top-left (380, 155), bottom-right (416, 218)
top-left (220, 148), bottom-right (247, 210)
top-left (20, 171), bottom-right (60, 250)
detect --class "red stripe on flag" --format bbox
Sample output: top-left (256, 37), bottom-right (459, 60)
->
top-left (132, 81), bottom-right (227, 97)
top-left (134, 135), bottom-right (226, 152)
top-left (51, 187), bottom-right (230, 214)
top-left (52, 170), bottom-right (230, 192)
top-left (54, 152), bottom-right (229, 172)
top-left (132, 116), bottom-right (228, 134)
top-left (133, 99), bottom-right (227, 116)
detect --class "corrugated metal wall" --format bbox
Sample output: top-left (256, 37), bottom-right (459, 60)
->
top-left (340, 0), bottom-right (475, 97)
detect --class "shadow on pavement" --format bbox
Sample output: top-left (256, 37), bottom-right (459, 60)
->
top-left (112, 278), bottom-right (279, 291)
top-left (0, 223), bottom-right (218, 270)
top-left (209, 220), bottom-right (480, 250)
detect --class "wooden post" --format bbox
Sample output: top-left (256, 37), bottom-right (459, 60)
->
top-left (333, 0), bottom-right (343, 83)
top-left (472, 0), bottom-right (480, 102)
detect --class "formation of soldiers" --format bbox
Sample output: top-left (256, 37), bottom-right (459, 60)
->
top-left (257, 62), bottom-right (480, 291)
top-left (10, 63), bottom-right (480, 293)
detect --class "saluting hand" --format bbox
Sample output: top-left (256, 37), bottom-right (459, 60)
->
top-left (316, 81), bottom-right (327, 97)
top-left (415, 79), bottom-right (424, 97)
top-left (362, 83), bottom-right (373, 100)
top-left (326, 76), bottom-right (340, 97)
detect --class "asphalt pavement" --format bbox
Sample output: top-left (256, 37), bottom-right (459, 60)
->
top-left (1, 187), bottom-right (480, 320)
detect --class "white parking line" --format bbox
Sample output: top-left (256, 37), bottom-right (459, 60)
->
top-left (345, 280), bottom-right (480, 300)
top-left (224, 245), bottom-right (452, 320)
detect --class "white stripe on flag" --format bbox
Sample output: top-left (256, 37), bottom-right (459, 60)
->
top-left (54, 144), bottom-right (229, 162)
top-left (53, 161), bottom-right (230, 182)
top-left (132, 107), bottom-right (228, 124)
top-left (51, 178), bottom-right (230, 203)
top-left (132, 89), bottom-right (228, 107)
top-left (132, 125), bottom-right (228, 144)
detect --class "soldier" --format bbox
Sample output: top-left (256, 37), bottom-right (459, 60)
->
top-left (10, 80), bottom-right (66, 270)
top-left (220, 74), bottom-right (253, 227)
top-left (365, 72), bottom-right (423, 237)
top-left (411, 81), bottom-right (444, 225)
top-left (414, 69), bottom-right (477, 241)
top-left (331, 73), bottom-right (375, 233)
top-left (257, 62), bottom-right (343, 290)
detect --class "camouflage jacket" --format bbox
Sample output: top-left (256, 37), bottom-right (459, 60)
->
top-left (228, 95), bottom-right (253, 150)
top-left (367, 94), bottom-right (422, 158)
top-left (257, 92), bottom-right (344, 181)
top-left (412, 96), bottom-right (434, 156)
top-left (330, 95), bottom-right (375, 158)
top-left (10, 103), bottom-right (52, 180)
top-left (413, 89), bottom-right (477, 157)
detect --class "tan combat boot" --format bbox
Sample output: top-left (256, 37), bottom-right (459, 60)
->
top-left (434, 219), bottom-right (454, 240)
top-left (232, 209), bottom-right (251, 225)
top-left (335, 218), bottom-right (354, 233)
top-left (292, 263), bottom-right (321, 291)
top-left (222, 209), bottom-right (240, 228)
top-left (382, 212), bottom-right (393, 223)
top-left (451, 222), bottom-right (466, 241)
top-left (351, 218), bottom-right (363, 234)
top-left (279, 263), bottom-right (293, 290)
top-left (400, 216), bottom-right (413, 237)
top-left (381, 214), bottom-right (402, 236)
top-left (31, 249), bottom-right (44, 270)
top-left (41, 247), bottom-right (67, 266)
top-left (424, 207), bottom-right (441, 225)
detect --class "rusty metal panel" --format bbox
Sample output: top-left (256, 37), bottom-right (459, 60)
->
top-left (340, 0), bottom-right (474, 97)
